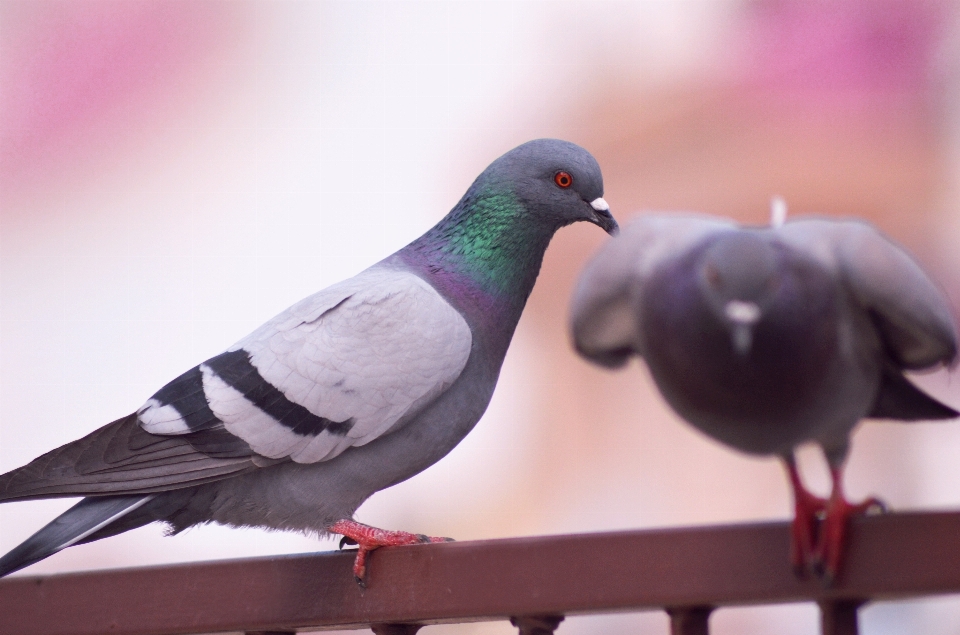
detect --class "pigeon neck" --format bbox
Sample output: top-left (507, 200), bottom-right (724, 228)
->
top-left (403, 184), bottom-right (554, 325)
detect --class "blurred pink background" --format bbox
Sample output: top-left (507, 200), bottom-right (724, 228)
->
top-left (3, 2), bottom-right (960, 634)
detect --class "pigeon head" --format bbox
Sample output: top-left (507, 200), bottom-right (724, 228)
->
top-left (482, 138), bottom-right (618, 235)
top-left (407, 139), bottom-right (616, 312)
top-left (697, 231), bottom-right (780, 356)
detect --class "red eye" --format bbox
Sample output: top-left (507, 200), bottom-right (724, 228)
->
top-left (705, 264), bottom-right (721, 286)
top-left (554, 171), bottom-right (573, 188)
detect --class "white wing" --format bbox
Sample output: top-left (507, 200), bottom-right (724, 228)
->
top-left (140, 266), bottom-right (473, 464)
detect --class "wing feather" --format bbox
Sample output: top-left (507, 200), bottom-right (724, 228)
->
top-left (228, 266), bottom-right (473, 463)
top-left (138, 265), bottom-right (472, 465)
top-left (3, 266), bottom-right (471, 501)
top-left (0, 414), bottom-right (258, 502)
top-left (778, 218), bottom-right (958, 369)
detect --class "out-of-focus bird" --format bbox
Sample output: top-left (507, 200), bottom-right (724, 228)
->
top-left (0, 139), bottom-right (617, 582)
top-left (570, 210), bottom-right (957, 581)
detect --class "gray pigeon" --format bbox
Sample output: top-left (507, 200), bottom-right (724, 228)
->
top-left (571, 212), bottom-right (957, 581)
top-left (0, 138), bottom-right (617, 581)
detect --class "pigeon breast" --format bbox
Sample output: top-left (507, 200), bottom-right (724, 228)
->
top-left (640, 235), bottom-right (854, 453)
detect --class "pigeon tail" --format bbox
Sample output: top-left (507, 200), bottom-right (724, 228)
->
top-left (868, 367), bottom-right (959, 421)
top-left (0, 495), bottom-right (153, 578)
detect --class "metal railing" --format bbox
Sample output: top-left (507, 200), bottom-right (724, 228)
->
top-left (2, 510), bottom-right (960, 635)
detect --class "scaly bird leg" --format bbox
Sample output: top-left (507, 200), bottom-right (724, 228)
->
top-left (329, 519), bottom-right (453, 586)
top-left (817, 466), bottom-right (885, 584)
top-left (782, 456), bottom-right (827, 576)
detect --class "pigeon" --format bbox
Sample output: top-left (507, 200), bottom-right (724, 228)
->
top-left (570, 211), bottom-right (957, 581)
top-left (0, 138), bottom-right (618, 581)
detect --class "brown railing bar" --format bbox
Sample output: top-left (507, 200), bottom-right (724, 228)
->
top-left (3, 510), bottom-right (960, 635)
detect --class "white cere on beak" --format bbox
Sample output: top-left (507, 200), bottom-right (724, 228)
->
top-left (590, 197), bottom-right (610, 212)
top-left (770, 196), bottom-right (787, 228)
top-left (725, 300), bottom-right (761, 356)
top-left (732, 324), bottom-right (754, 356)
top-left (725, 300), bottom-right (761, 325)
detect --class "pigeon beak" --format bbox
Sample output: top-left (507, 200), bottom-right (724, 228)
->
top-left (724, 300), bottom-right (761, 356)
top-left (731, 324), bottom-right (754, 356)
top-left (589, 197), bottom-right (619, 235)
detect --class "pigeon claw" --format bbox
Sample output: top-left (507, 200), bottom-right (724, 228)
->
top-left (789, 485), bottom-right (827, 578)
top-left (784, 458), bottom-right (828, 578)
top-left (329, 519), bottom-right (454, 586)
top-left (785, 458), bottom-right (886, 584)
top-left (817, 494), bottom-right (886, 585)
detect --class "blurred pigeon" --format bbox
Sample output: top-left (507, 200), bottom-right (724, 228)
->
top-left (571, 212), bottom-right (957, 581)
top-left (0, 139), bottom-right (617, 581)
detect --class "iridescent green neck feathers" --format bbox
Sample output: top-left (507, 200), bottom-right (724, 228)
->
top-left (407, 183), bottom-right (554, 302)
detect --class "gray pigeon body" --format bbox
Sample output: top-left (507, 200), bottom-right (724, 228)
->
top-left (571, 213), bottom-right (957, 578)
top-left (0, 139), bottom-right (617, 577)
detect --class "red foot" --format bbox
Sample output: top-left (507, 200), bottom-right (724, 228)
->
top-left (791, 484), bottom-right (827, 575)
top-left (784, 460), bottom-right (885, 583)
top-left (329, 519), bottom-right (453, 585)
top-left (817, 469), bottom-right (885, 583)
top-left (784, 459), bottom-right (827, 576)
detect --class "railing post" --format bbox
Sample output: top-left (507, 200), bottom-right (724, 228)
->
top-left (819, 600), bottom-right (864, 635)
top-left (371, 624), bottom-right (423, 635)
top-left (666, 606), bottom-right (714, 635)
top-left (510, 614), bottom-right (565, 635)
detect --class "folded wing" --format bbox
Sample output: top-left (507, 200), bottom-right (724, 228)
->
top-left (2, 267), bottom-right (472, 501)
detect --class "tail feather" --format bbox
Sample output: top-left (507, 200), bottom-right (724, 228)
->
top-left (0, 495), bottom-right (153, 578)
top-left (869, 366), bottom-right (960, 421)
top-left (0, 414), bottom-right (257, 504)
